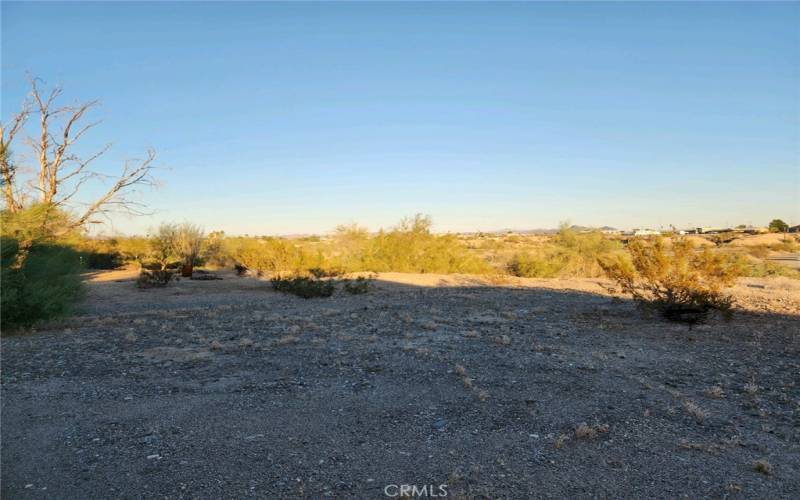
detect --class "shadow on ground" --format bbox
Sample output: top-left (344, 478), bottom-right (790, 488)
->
top-left (2, 273), bottom-right (798, 498)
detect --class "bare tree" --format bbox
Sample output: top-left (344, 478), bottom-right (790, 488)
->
top-left (0, 97), bottom-right (30, 213)
top-left (1, 77), bottom-right (156, 230)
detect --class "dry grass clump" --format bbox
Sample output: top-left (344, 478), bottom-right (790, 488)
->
top-left (753, 459), bottom-right (772, 475)
top-left (136, 269), bottom-right (174, 288)
top-left (678, 440), bottom-right (723, 455)
top-left (601, 237), bottom-right (741, 323)
top-left (452, 364), bottom-right (489, 401)
top-left (704, 386), bottom-right (725, 399)
top-left (682, 400), bottom-right (709, 423)
top-left (574, 424), bottom-right (596, 440)
top-left (574, 423), bottom-right (610, 440)
top-left (277, 335), bottom-right (299, 345)
top-left (494, 334), bottom-right (511, 346)
top-left (743, 382), bottom-right (760, 395)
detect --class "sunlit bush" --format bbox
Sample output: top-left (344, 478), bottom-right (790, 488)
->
top-left (600, 237), bottom-right (741, 323)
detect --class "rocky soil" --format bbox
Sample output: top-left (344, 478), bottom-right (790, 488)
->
top-left (2, 272), bottom-right (799, 499)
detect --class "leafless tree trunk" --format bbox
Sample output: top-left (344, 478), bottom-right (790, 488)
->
top-left (0, 99), bottom-right (29, 213)
top-left (1, 77), bottom-right (157, 231)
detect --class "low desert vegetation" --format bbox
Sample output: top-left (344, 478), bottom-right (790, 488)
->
top-left (1, 207), bottom-right (85, 331)
top-left (600, 237), bottom-right (741, 323)
top-left (507, 225), bottom-right (622, 278)
top-left (270, 275), bottom-right (336, 299)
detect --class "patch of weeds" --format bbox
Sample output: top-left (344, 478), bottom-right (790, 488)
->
top-left (678, 440), bottom-right (723, 455)
top-left (704, 386), bottom-right (725, 399)
top-left (136, 269), bottom-right (174, 288)
top-left (309, 267), bottom-right (344, 279)
top-left (342, 275), bottom-right (374, 295)
top-left (553, 433), bottom-right (569, 450)
top-left (452, 363), bottom-right (489, 401)
top-left (494, 334), bottom-right (511, 346)
top-left (271, 276), bottom-right (334, 299)
top-left (682, 400), bottom-right (709, 423)
top-left (753, 459), bottom-right (772, 475)
top-left (277, 335), bottom-right (299, 345)
top-left (743, 383), bottom-right (759, 395)
top-left (574, 423), bottom-right (609, 440)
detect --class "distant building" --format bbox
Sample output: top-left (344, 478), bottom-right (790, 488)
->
top-left (633, 229), bottom-right (661, 236)
top-left (695, 227), bottom-right (731, 234)
top-left (788, 225), bottom-right (800, 234)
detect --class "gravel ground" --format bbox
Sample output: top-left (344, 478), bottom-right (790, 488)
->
top-left (2, 272), bottom-right (799, 499)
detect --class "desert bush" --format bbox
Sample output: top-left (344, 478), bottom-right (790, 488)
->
top-left (1, 238), bottom-right (84, 332)
top-left (309, 267), bottom-right (344, 279)
top-left (343, 276), bottom-right (374, 294)
top-left (135, 269), bottom-right (174, 288)
top-left (507, 252), bottom-right (565, 278)
top-left (175, 223), bottom-right (205, 277)
top-left (600, 237), bottom-right (741, 323)
top-left (227, 237), bottom-right (318, 275)
top-left (507, 226), bottom-right (620, 278)
top-left (271, 276), bottom-right (335, 298)
top-left (82, 251), bottom-right (123, 269)
top-left (202, 230), bottom-right (227, 267)
top-left (149, 223), bottom-right (179, 270)
top-left (359, 215), bottom-right (491, 274)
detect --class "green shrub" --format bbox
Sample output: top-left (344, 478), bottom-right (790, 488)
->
top-left (507, 252), bottom-right (564, 278)
top-left (228, 237), bottom-right (317, 275)
top-left (81, 251), bottom-right (123, 269)
top-left (507, 227), bottom-right (620, 278)
top-left (271, 276), bottom-right (334, 299)
top-left (1, 238), bottom-right (84, 332)
top-left (600, 238), bottom-right (741, 323)
top-left (356, 215), bottom-right (491, 274)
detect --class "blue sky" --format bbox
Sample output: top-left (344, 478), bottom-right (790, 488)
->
top-left (2, 2), bottom-right (798, 235)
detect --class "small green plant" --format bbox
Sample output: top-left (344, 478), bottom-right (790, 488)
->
top-left (343, 276), bottom-right (374, 294)
top-left (271, 276), bottom-right (335, 299)
top-left (600, 238), bottom-right (741, 323)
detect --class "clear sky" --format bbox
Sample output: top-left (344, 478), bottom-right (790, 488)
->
top-left (2, 1), bottom-right (798, 235)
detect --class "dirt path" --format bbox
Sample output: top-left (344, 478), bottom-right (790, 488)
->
top-left (2, 273), bottom-right (798, 498)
